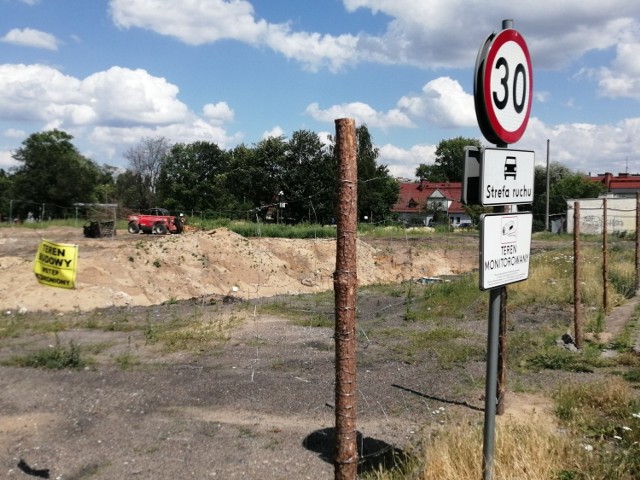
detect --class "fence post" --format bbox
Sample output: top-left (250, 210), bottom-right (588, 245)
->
top-left (636, 192), bottom-right (640, 291)
top-left (603, 198), bottom-right (609, 313)
top-left (574, 202), bottom-right (582, 348)
top-left (496, 286), bottom-right (507, 415)
top-left (333, 118), bottom-right (358, 480)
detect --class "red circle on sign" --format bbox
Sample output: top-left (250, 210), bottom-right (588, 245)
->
top-left (481, 29), bottom-right (532, 145)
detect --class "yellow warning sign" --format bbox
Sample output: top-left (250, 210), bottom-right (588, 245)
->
top-left (33, 239), bottom-right (78, 289)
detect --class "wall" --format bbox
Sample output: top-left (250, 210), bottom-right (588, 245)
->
top-left (566, 197), bottom-right (637, 234)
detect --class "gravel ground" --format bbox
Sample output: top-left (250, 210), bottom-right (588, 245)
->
top-left (2, 227), bottom-right (637, 479)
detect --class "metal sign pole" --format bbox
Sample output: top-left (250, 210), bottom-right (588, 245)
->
top-left (482, 287), bottom-right (501, 480)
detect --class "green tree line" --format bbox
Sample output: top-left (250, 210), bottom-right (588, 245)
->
top-left (0, 127), bottom-right (400, 225)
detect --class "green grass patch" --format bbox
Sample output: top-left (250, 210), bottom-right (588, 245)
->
top-left (399, 327), bottom-right (484, 367)
top-left (3, 338), bottom-right (86, 369)
top-left (290, 314), bottom-right (334, 328)
top-left (409, 275), bottom-right (485, 321)
top-left (144, 314), bottom-right (239, 352)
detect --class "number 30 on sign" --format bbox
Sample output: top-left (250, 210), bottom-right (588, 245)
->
top-left (474, 28), bottom-right (532, 146)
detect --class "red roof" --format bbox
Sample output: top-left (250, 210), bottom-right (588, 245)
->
top-left (392, 181), bottom-right (465, 214)
top-left (588, 173), bottom-right (640, 193)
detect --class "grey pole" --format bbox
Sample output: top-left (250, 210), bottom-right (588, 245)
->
top-left (482, 287), bottom-right (501, 480)
top-left (545, 139), bottom-right (550, 231)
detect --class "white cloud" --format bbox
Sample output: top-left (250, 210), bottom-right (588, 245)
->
top-left (535, 91), bottom-right (551, 103)
top-left (88, 121), bottom-right (242, 163)
top-left (593, 37), bottom-right (640, 100)
top-left (3, 128), bottom-right (26, 139)
top-left (1, 28), bottom-right (59, 50)
top-left (262, 126), bottom-right (284, 139)
top-left (398, 77), bottom-right (476, 128)
top-left (343, 1), bottom-right (640, 69)
top-left (83, 67), bottom-right (188, 125)
top-left (378, 143), bottom-right (436, 179)
top-left (203, 102), bottom-right (235, 125)
top-left (0, 150), bottom-right (17, 170)
top-left (307, 77), bottom-right (473, 130)
top-left (0, 63), bottom-right (240, 165)
top-left (107, 0), bottom-right (640, 77)
top-left (514, 116), bottom-right (640, 175)
top-left (110, 0), bottom-right (267, 45)
top-left (306, 101), bottom-right (413, 130)
top-left (0, 64), bottom-right (189, 127)
top-left (109, 0), bottom-right (358, 71)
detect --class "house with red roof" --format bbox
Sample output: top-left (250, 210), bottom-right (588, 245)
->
top-left (391, 180), bottom-right (472, 227)
top-left (587, 172), bottom-right (640, 197)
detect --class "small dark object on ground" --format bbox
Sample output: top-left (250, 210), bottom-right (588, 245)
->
top-left (17, 459), bottom-right (50, 478)
top-left (561, 333), bottom-right (576, 346)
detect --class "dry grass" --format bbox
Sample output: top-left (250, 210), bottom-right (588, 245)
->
top-left (511, 244), bottom-right (636, 316)
top-left (420, 418), bottom-right (570, 480)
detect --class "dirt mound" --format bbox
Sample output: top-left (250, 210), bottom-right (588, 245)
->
top-left (0, 227), bottom-right (476, 313)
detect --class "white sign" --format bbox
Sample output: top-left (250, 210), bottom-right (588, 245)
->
top-left (481, 148), bottom-right (535, 206)
top-left (480, 212), bottom-right (532, 290)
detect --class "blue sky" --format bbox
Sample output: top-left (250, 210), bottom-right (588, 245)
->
top-left (1, 0), bottom-right (639, 179)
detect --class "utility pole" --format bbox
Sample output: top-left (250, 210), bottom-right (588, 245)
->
top-left (545, 139), bottom-right (550, 231)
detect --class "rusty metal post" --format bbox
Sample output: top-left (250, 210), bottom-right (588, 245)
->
top-left (333, 118), bottom-right (358, 480)
top-left (574, 202), bottom-right (582, 348)
top-left (496, 286), bottom-right (507, 415)
top-left (602, 198), bottom-right (609, 313)
top-left (636, 193), bottom-right (640, 291)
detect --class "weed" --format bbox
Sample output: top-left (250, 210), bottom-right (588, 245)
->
top-left (291, 314), bottom-right (333, 328)
top-left (4, 337), bottom-right (86, 369)
top-left (115, 352), bottom-right (140, 370)
top-left (238, 427), bottom-right (256, 438)
top-left (143, 314), bottom-right (238, 352)
top-left (525, 349), bottom-right (596, 373)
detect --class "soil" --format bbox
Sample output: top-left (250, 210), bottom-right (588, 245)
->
top-left (0, 227), bottom-right (586, 479)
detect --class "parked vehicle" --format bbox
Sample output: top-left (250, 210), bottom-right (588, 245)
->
top-left (83, 220), bottom-right (116, 238)
top-left (127, 208), bottom-right (183, 235)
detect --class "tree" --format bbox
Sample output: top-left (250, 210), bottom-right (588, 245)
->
top-left (527, 162), bottom-right (606, 230)
top-left (124, 137), bottom-right (171, 207)
top-left (11, 130), bottom-right (102, 218)
top-left (92, 164), bottom-right (117, 204)
top-left (415, 164), bottom-right (447, 182)
top-left (549, 174), bottom-right (606, 216)
top-left (116, 170), bottom-right (149, 211)
top-left (225, 143), bottom-right (260, 218)
top-left (240, 136), bottom-right (289, 220)
top-left (0, 169), bottom-right (13, 222)
top-left (355, 125), bottom-right (399, 223)
top-left (157, 141), bottom-right (233, 214)
top-left (281, 130), bottom-right (336, 224)
top-left (415, 136), bottom-right (482, 182)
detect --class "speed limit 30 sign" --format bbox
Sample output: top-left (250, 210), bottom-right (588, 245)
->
top-left (474, 28), bottom-right (532, 145)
